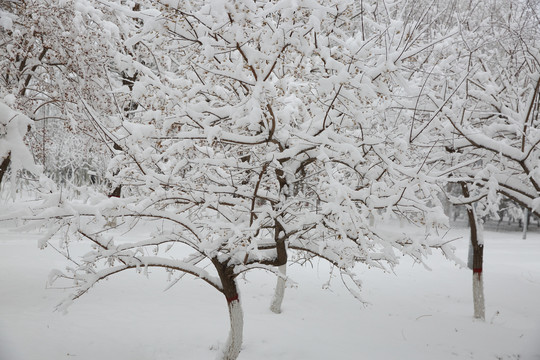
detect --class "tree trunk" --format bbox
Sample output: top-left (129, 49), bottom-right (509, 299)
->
top-left (213, 261), bottom-right (243, 360)
top-left (472, 271), bottom-right (485, 320)
top-left (0, 153), bottom-right (11, 185)
top-left (270, 264), bottom-right (287, 314)
top-left (522, 207), bottom-right (529, 240)
top-left (471, 216), bottom-right (485, 320)
top-left (461, 182), bottom-right (485, 320)
top-left (0, 152), bottom-right (11, 186)
top-left (220, 298), bottom-right (243, 360)
top-left (266, 208), bottom-right (288, 314)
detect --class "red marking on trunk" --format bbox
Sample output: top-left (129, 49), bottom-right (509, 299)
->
top-left (227, 295), bottom-right (239, 303)
top-left (473, 268), bottom-right (482, 274)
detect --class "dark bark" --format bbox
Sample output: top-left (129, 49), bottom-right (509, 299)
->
top-left (460, 182), bottom-right (483, 273)
top-left (273, 168), bottom-right (288, 267)
top-left (212, 259), bottom-right (239, 303)
top-left (273, 219), bottom-right (288, 266)
top-left (0, 152), bottom-right (11, 185)
top-left (246, 169), bottom-right (288, 267)
top-left (109, 184), bottom-right (122, 198)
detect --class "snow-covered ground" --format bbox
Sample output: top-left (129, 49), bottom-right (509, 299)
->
top-left (1, 224), bottom-right (539, 360)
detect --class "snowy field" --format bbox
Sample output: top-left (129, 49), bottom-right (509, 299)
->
top-left (1, 224), bottom-right (539, 360)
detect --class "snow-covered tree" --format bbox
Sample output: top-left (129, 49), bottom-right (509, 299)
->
top-left (459, 0), bottom-right (538, 319)
top-left (450, 1), bottom-right (539, 320)
top-left (2, 1), bottom-right (459, 359)
top-left (404, 0), bottom-right (540, 320)
top-left (0, 100), bottom-right (39, 190)
top-left (0, 0), bottom-right (127, 186)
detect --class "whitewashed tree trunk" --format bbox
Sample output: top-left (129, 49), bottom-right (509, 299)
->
top-left (522, 207), bottom-right (529, 240)
top-left (461, 183), bottom-right (485, 321)
top-left (270, 264), bottom-right (287, 314)
top-left (472, 272), bottom-right (485, 320)
top-left (219, 299), bottom-right (244, 360)
top-left (471, 214), bottom-right (485, 321)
